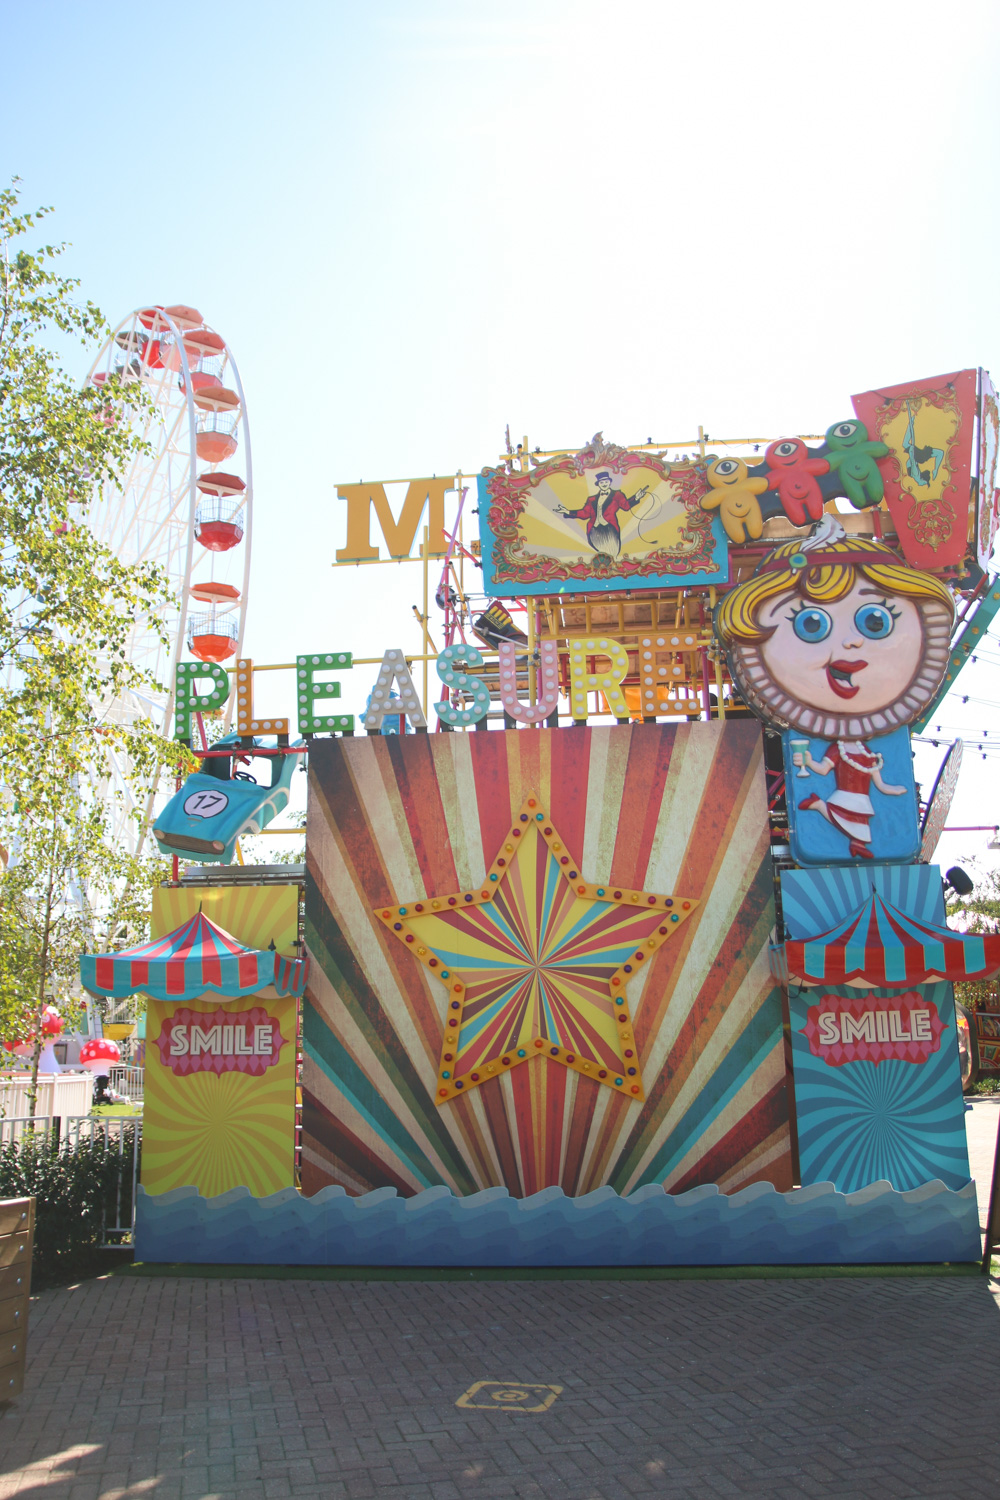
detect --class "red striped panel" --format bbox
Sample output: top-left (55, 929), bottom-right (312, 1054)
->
top-left (201, 951), bottom-right (222, 988)
top-left (238, 953), bottom-right (259, 988)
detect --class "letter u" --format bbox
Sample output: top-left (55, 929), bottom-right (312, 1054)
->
top-left (498, 640), bottom-right (560, 724)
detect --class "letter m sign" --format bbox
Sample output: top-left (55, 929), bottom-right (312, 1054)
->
top-left (335, 478), bottom-right (453, 562)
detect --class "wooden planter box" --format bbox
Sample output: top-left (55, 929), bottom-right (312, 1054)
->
top-left (0, 1198), bottom-right (32, 1401)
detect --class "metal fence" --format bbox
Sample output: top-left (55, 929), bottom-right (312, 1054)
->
top-left (0, 1112), bottom-right (141, 1247)
top-left (108, 1065), bottom-right (144, 1102)
top-left (69, 1115), bottom-right (141, 1246)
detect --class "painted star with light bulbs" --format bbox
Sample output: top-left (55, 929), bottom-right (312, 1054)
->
top-left (374, 797), bottom-right (698, 1104)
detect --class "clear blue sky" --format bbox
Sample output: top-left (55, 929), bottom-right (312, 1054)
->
top-left (4, 0), bottom-right (1000, 860)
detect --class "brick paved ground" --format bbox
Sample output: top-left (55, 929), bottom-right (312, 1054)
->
top-left (3, 1107), bottom-right (999, 1500)
top-left (3, 1270), bottom-right (1000, 1500)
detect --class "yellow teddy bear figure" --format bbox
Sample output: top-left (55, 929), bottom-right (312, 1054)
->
top-left (700, 457), bottom-right (767, 543)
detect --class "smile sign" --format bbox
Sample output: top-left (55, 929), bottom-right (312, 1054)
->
top-left (156, 1005), bottom-right (286, 1077)
top-left (801, 992), bottom-right (945, 1068)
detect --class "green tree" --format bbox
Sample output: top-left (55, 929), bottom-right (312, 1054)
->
top-left (2, 765), bottom-right (172, 1115)
top-left (949, 864), bottom-right (1000, 1017)
top-left (0, 181), bottom-right (187, 1107)
top-left (0, 182), bottom-right (168, 747)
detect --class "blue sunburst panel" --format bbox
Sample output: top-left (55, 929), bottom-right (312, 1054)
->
top-left (788, 981), bottom-right (970, 1193)
top-left (780, 864), bottom-right (945, 939)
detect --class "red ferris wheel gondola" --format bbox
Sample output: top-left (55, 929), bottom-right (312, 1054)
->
top-left (195, 472), bottom-right (246, 551)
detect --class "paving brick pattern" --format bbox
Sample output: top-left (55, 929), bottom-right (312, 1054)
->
top-left (965, 1096), bottom-right (1000, 1231)
top-left (3, 1271), bottom-right (1000, 1499)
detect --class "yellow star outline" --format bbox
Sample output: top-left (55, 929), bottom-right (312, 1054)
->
top-left (374, 796), bottom-right (698, 1106)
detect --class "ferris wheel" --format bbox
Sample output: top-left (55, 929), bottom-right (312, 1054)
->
top-left (84, 303), bottom-right (252, 850)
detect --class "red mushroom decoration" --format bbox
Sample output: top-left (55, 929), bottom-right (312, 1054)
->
top-left (78, 1037), bottom-right (121, 1076)
top-left (2, 1036), bottom-right (34, 1060)
top-left (40, 1005), bottom-right (63, 1038)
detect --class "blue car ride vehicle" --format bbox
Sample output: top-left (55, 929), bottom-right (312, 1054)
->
top-left (153, 733), bottom-right (302, 863)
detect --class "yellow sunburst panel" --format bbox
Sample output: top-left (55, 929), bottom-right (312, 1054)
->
top-left (151, 884), bottom-right (299, 952)
top-left (374, 796), bottom-right (698, 1106)
top-left (143, 995), bottom-right (296, 1197)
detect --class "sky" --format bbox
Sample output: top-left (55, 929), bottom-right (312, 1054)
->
top-left (3, 0), bottom-right (1000, 867)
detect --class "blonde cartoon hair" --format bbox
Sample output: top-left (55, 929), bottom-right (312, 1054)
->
top-left (716, 535), bottom-right (954, 645)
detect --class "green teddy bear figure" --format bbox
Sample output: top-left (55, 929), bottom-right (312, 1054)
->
top-left (824, 419), bottom-right (889, 509)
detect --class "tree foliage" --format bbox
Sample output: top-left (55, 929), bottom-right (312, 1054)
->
top-left (0, 183), bottom-right (169, 764)
top-left (0, 181), bottom-right (187, 1082)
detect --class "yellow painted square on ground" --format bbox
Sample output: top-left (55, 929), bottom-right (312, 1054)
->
top-left (455, 1381), bottom-right (562, 1412)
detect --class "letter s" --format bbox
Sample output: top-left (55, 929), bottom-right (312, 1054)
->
top-left (434, 645), bottom-right (491, 727)
top-left (817, 1013), bottom-right (840, 1045)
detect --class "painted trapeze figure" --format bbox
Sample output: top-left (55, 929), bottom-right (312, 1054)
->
top-left (902, 399), bottom-right (945, 489)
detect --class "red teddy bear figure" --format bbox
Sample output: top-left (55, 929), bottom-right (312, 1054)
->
top-left (764, 438), bottom-right (830, 526)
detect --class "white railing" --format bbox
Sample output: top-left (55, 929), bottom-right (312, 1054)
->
top-left (0, 1114), bottom-right (55, 1147)
top-left (0, 1071), bottom-right (92, 1125)
top-left (108, 1065), bottom-right (144, 1102)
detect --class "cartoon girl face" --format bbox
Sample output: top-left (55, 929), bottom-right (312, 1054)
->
top-left (758, 578), bottom-right (923, 718)
top-left (713, 525), bottom-right (955, 740)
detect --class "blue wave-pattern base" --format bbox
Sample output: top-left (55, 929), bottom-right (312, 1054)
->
top-left (135, 1178), bottom-right (981, 1267)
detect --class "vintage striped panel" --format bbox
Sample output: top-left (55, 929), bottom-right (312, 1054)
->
top-left (302, 721), bottom-right (792, 1197)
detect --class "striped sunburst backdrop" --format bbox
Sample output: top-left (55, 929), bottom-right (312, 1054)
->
top-left (143, 994), bottom-right (297, 1197)
top-left (142, 886), bottom-right (301, 1199)
top-left (303, 721), bottom-right (792, 1198)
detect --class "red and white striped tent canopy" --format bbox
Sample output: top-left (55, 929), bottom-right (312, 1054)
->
top-left (80, 911), bottom-right (309, 1002)
top-left (770, 889), bottom-right (1000, 990)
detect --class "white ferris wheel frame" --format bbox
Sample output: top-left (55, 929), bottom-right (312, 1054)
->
top-left (83, 307), bottom-right (253, 848)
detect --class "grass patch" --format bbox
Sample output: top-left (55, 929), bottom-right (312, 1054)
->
top-left (119, 1260), bottom-right (982, 1283)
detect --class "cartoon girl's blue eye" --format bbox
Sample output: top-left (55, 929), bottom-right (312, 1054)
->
top-left (855, 604), bottom-right (895, 639)
top-left (791, 607), bottom-right (832, 642)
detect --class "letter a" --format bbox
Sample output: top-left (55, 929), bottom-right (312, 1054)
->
top-left (361, 650), bottom-right (428, 733)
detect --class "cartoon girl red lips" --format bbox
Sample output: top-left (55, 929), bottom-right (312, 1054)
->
top-left (714, 516), bottom-right (954, 742)
top-left (826, 658), bottom-right (867, 699)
